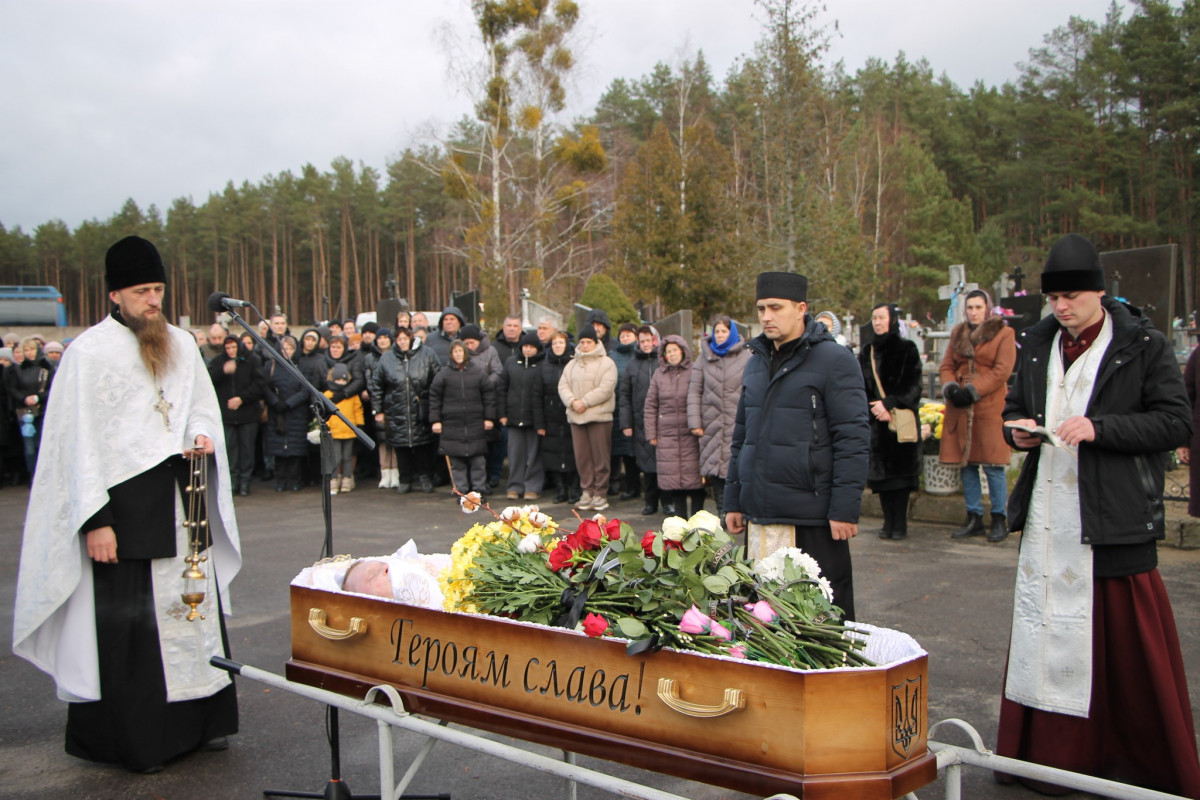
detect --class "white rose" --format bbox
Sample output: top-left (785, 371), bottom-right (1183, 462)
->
top-left (660, 516), bottom-right (689, 542)
top-left (686, 509), bottom-right (722, 532)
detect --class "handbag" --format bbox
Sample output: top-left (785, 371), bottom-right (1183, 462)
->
top-left (868, 345), bottom-right (919, 443)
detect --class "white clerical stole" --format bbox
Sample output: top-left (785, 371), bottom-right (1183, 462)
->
top-left (1004, 311), bottom-right (1112, 717)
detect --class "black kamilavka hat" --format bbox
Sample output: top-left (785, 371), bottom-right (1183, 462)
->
top-left (755, 271), bottom-right (807, 302)
top-left (106, 235), bottom-right (167, 292)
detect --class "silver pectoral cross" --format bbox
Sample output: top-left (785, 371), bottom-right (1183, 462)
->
top-left (154, 389), bottom-right (174, 431)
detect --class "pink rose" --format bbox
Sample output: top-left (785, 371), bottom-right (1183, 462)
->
top-left (728, 645), bottom-right (747, 659)
top-left (744, 600), bottom-right (778, 624)
top-left (582, 613), bottom-right (609, 637)
top-left (709, 620), bottom-right (732, 641)
top-left (679, 605), bottom-right (711, 634)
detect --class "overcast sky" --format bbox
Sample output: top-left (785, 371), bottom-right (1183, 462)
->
top-left (1, 0), bottom-right (1128, 235)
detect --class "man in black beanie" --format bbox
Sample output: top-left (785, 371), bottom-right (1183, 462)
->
top-left (13, 235), bottom-right (241, 773)
top-left (997, 233), bottom-right (1200, 795)
top-left (724, 270), bottom-right (869, 621)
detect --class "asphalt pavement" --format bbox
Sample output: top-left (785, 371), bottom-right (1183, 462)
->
top-left (2, 477), bottom-right (1198, 800)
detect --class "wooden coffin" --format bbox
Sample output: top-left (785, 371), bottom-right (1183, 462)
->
top-left (287, 585), bottom-right (937, 799)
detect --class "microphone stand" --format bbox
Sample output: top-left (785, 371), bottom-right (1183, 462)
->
top-left (217, 305), bottom-right (379, 800)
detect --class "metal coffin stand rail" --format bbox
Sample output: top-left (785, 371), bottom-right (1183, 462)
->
top-left (913, 719), bottom-right (1189, 800)
top-left (212, 660), bottom-right (1188, 800)
top-left (212, 657), bottom-right (799, 800)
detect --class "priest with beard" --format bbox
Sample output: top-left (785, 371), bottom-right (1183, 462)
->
top-left (13, 235), bottom-right (242, 774)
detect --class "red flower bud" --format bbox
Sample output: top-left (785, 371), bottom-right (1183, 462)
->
top-left (582, 612), bottom-right (609, 637)
top-left (548, 542), bottom-right (574, 572)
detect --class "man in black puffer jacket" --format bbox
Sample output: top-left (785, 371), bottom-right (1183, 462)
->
top-left (724, 272), bottom-right (869, 621)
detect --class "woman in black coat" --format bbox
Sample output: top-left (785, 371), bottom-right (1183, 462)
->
top-left (619, 327), bottom-right (660, 515)
top-left (429, 340), bottom-right (496, 499)
top-left (859, 303), bottom-right (923, 540)
top-left (498, 331), bottom-right (546, 499)
top-left (294, 327), bottom-right (329, 486)
top-left (208, 335), bottom-right (266, 496)
top-left (263, 335), bottom-right (310, 492)
top-left (534, 331), bottom-right (578, 504)
top-left (369, 327), bottom-right (441, 494)
top-left (5, 338), bottom-right (54, 480)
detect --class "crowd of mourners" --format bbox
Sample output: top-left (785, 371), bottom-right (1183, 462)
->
top-left (0, 304), bottom-right (760, 518)
top-left (200, 305), bottom-right (759, 516)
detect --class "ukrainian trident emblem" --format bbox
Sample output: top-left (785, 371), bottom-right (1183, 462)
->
top-left (891, 676), bottom-right (923, 758)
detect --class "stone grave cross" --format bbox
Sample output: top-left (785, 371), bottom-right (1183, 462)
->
top-left (937, 264), bottom-right (978, 329)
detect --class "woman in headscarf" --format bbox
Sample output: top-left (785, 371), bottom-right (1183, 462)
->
top-left (647, 335), bottom-right (705, 518)
top-left (429, 340), bottom-right (496, 500)
top-left (939, 289), bottom-right (1016, 542)
top-left (263, 335), bottom-right (309, 492)
top-left (688, 316), bottom-right (750, 519)
top-left (859, 303), bottom-right (923, 540)
top-left (207, 335), bottom-right (265, 496)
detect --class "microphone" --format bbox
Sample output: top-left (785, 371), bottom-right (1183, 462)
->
top-left (208, 291), bottom-right (254, 312)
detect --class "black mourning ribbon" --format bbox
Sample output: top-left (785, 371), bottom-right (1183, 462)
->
top-left (553, 585), bottom-right (592, 629)
top-left (553, 542), bottom-right (624, 629)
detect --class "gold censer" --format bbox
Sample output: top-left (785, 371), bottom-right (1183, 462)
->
top-left (181, 451), bottom-right (210, 621)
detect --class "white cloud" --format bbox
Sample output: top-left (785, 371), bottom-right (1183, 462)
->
top-left (0, 0), bottom-right (1124, 234)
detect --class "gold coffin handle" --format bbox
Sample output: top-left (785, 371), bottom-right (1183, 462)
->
top-left (656, 677), bottom-right (746, 718)
top-left (308, 608), bottom-right (368, 641)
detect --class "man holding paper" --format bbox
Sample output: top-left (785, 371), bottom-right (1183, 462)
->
top-left (997, 233), bottom-right (1199, 796)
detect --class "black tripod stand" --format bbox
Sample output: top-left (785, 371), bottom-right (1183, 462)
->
top-left (208, 296), bottom-right (383, 800)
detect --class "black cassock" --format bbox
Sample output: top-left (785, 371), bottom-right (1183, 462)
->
top-left (66, 455), bottom-right (237, 772)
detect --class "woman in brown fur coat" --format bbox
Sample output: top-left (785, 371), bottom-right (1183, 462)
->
top-left (939, 289), bottom-right (1016, 542)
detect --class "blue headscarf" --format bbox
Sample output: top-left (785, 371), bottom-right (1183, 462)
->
top-left (708, 317), bottom-right (742, 357)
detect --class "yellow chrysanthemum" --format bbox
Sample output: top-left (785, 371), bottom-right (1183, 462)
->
top-left (439, 513), bottom-right (557, 613)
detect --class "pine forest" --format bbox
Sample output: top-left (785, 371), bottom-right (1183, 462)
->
top-left (1, 0), bottom-right (1197, 329)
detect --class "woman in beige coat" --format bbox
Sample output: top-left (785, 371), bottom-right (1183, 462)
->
top-left (939, 289), bottom-right (1016, 542)
top-left (558, 330), bottom-right (618, 512)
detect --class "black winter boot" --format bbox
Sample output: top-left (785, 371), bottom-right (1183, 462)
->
top-left (552, 472), bottom-right (568, 504)
top-left (642, 480), bottom-right (660, 516)
top-left (877, 494), bottom-right (894, 540)
top-left (951, 512), bottom-right (985, 539)
top-left (987, 513), bottom-right (1009, 543)
top-left (890, 492), bottom-right (910, 540)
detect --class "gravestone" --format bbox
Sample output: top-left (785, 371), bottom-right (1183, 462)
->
top-left (572, 303), bottom-right (592, 336)
top-left (1098, 244), bottom-right (1181, 336)
top-left (376, 298), bottom-right (408, 330)
top-left (999, 295), bottom-right (1045, 333)
top-left (522, 298), bottom-right (562, 332)
top-left (652, 310), bottom-right (693, 343)
top-left (451, 289), bottom-right (480, 326)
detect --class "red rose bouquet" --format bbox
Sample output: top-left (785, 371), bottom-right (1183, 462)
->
top-left (441, 507), bottom-right (872, 669)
